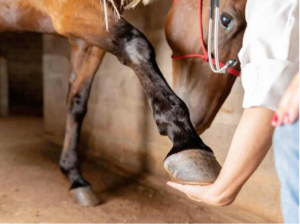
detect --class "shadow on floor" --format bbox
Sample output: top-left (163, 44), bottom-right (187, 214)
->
top-left (0, 117), bottom-right (271, 223)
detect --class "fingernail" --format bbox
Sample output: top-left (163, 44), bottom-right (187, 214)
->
top-left (271, 114), bottom-right (278, 126)
top-left (284, 114), bottom-right (290, 124)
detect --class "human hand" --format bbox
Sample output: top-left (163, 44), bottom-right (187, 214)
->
top-left (166, 182), bottom-right (235, 207)
top-left (271, 73), bottom-right (299, 127)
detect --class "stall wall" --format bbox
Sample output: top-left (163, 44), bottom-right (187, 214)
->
top-left (0, 33), bottom-right (43, 116)
top-left (43, 2), bottom-right (281, 222)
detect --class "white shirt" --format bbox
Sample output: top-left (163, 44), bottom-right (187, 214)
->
top-left (238, 0), bottom-right (299, 111)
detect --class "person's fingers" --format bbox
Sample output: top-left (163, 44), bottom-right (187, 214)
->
top-left (271, 113), bottom-right (279, 127)
top-left (167, 182), bottom-right (207, 200)
top-left (276, 88), bottom-right (299, 126)
top-left (287, 92), bottom-right (299, 124)
top-left (272, 99), bottom-right (286, 126)
top-left (274, 93), bottom-right (293, 126)
top-left (187, 195), bottom-right (202, 203)
top-left (167, 182), bottom-right (233, 207)
top-left (272, 75), bottom-right (299, 127)
top-left (167, 182), bottom-right (186, 192)
top-left (167, 182), bottom-right (200, 195)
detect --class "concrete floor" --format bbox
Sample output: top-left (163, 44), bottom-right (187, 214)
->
top-left (0, 117), bottom-right (270, 223)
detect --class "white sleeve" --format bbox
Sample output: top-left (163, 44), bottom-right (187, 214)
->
top-left (238, 0), bottom-right (299, 111)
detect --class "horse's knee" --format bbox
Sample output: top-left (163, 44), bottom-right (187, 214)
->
top-left (115, 25), bottom-right (155, 66)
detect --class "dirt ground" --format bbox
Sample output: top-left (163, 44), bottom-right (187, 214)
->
top-left (0, 117), bottom-right (270, 223)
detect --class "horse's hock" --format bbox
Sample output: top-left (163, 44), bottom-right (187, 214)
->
top-left (0, 1), bottom-right (281, 223)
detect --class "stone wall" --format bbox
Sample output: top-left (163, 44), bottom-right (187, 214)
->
top-left (43, 1), bottom-right (281, 222)
top-left (43, 35), bottom-right (71, 138)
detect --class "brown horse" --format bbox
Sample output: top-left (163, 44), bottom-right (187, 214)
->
top-left (166, 0), bottom-right (247, 134)
top-left (0, 0), bottom-right (222, 206)
top-left (0, 0), bottom-right (246, 206)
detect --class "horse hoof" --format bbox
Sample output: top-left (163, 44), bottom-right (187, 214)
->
top-left (69, 186), bottom-right (101, 207)
top-left (164, 149), bottom-right (221, 185)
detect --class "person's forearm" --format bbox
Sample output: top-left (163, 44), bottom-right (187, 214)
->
top-left (209, 107), bottom-right (275, 205)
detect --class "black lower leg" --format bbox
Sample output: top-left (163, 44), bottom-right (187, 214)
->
top-left (60, 79), bottom-right (93, 190)
top-left (113, 22), bottom-right (212, 157)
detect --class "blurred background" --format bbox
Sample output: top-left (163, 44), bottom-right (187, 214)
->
top-left (0, 1), bottom-right (281, 223)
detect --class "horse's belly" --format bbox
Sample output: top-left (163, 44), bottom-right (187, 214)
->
top-left (0, 0), bottom-right (55, 33)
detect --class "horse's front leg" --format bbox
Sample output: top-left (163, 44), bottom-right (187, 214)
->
top-left (60, 39), bottom-right (105, 206)
top-left (109, 22), bottom-right (221, 185)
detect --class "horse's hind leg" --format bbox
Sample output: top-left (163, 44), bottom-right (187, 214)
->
top-left (60, 39), bottom-right (105, 207)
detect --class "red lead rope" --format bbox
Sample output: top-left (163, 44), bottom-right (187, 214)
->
top-left (171, 0), bottom-right (241, 77)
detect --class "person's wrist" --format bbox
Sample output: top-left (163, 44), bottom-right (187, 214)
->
top-left (207, 182), bottom-right (238, 207)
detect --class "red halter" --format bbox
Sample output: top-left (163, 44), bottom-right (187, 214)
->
top-left (172, 0), bottom-right (241, 77)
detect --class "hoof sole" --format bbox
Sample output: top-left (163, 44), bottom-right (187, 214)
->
top-left (164, 149), bottom-right (221, 185)
top-left (69, 186), bottom-right (101, 207)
